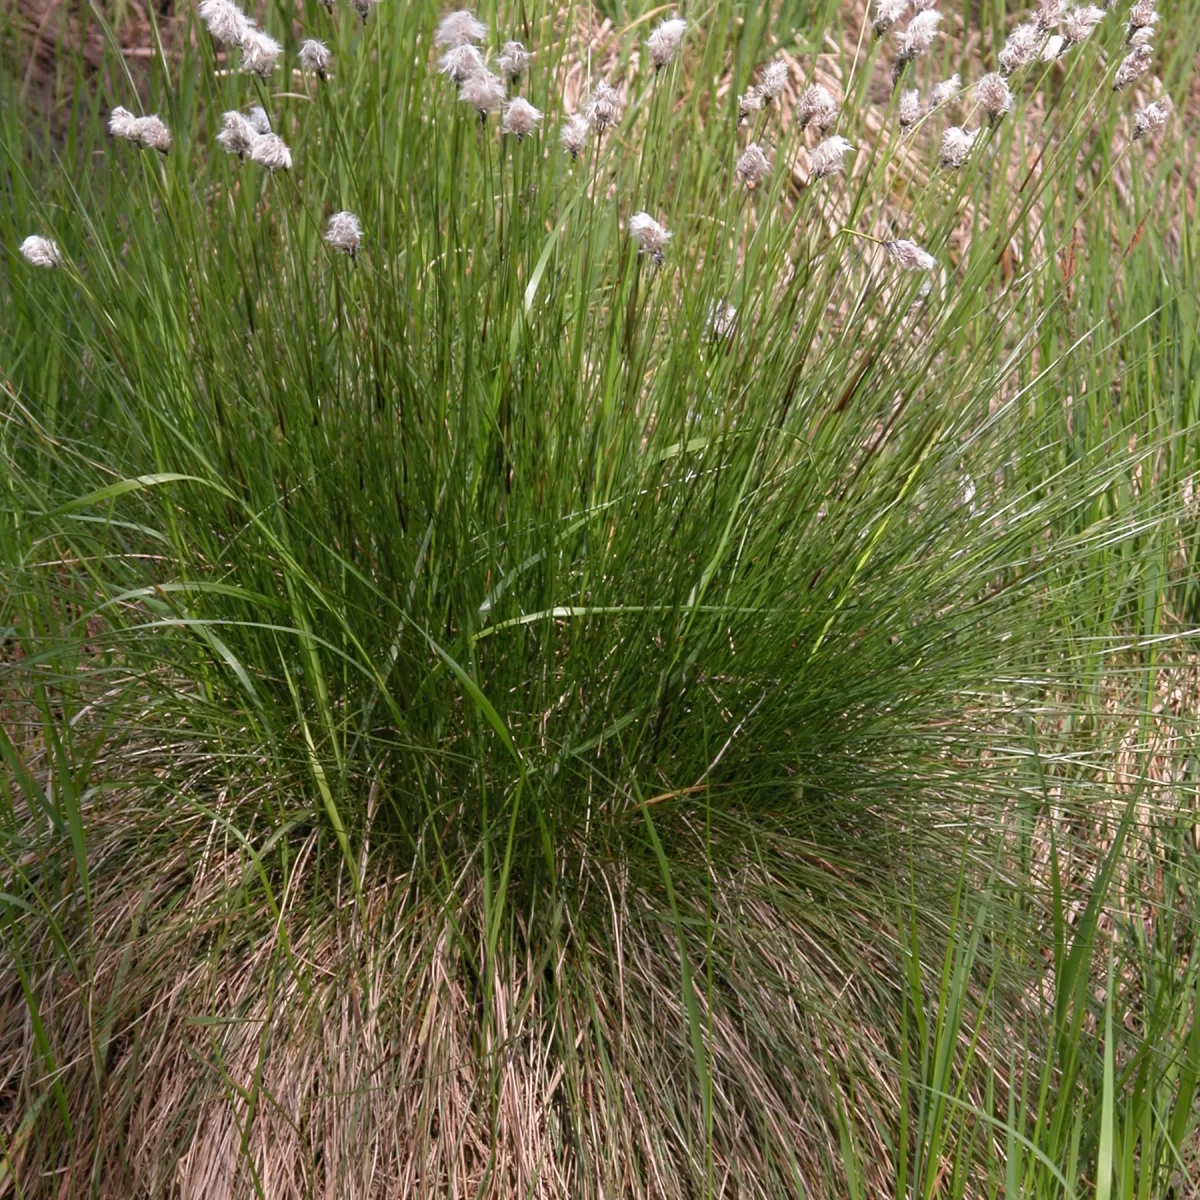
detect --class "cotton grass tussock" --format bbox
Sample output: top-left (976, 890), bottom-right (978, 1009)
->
top-left (324, 211), bottom-right (362, 258)
top-left (198, 0), bottom-right (250, 46)
top-left (496, 40), bottom-right (529, 83)
top-left (1114, 42), bottom-right (1153, 89)
top-left (628, 211), bottom-right (670, 265)
top-left (736, 142), bottom-right (771, 187)
top-left (240, 28), bottom-right (282, 77)
top-left (559, 113), bottom-right (589, 158)
top-left (248, 132), bottom-right (292, 171)
top-left (299, 39), bottom-right (331, 79)
top-left (885, 238), bottom-right (937, 271)
top-left (19, 235), bottom-right (61, 268)
top-left (1133, 96), bottom-right (1171, 139)
top-left (438, 44), bottom-right (484, 84)
top-left (940, 124), bottom-right (977, 167)
top-left (808, 135), bottom-right (853, 179)
top-left (796, 84), bottom-right (838, 132)
top-left (501, 97), bottom-right (542, 140)
top-left (976, 73), bottom-right (1014, 124)
top-left (460, 70), bottom-right (506, 115)
top-left (647, 17), bottom-right (686, 70)
top-left (435, 9), bottom-right (486, 47)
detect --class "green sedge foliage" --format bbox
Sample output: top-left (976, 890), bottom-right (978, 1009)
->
top-left (1, 0), bottom-right (1198, 1191)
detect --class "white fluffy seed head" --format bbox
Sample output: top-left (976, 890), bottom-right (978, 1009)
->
top-left (759, 59), bottom-right (789, 100)
top-left (436, 9), bottom-right (486, 46)
top-left (1113, 42), bottom-right (1153, 89)
top-left (1128, 25), bottom-right (1154, 46)
top-left (560, 113), bottom-right (590, 158)
top-left (899, 9), bottom-right (942, 59)
top-left (248, 106), bottom-right (272, 135)
top-left (1127, 0), bottom-right (1157, 35)
top-left (885, 238), bottom-right (937, 271)
top-left (796, 83), bottom-right (838, 132)
top-left (584, 82), bottom-right (622, 132)
top-left (738, 86), bottom-right (765, 123)
top-left (873, 0), bottom-right (909, 36)
top-left (108, 105), bottom-right (138, 140)
top-left (240, 27), bottom-right (282, 76)
top-left (1132, 95), bottom-right (1171, 139)
top-left (324, 211), bottom-right (363, 256)
top-left (20, 235), bottom-right (61, 268)
top-left (199, 0), bottom-right (250, 45)
top-left (976, 72), bottom-right (1014, 122)
top-left (133, 114), bottom-right (172, 153)
top-left (809, 135), bottom-right (853, 179)
top-left (1035, 0), bottom-right (1063, 28)
top-left (1062, 5), bottom-right (1104, 44)
top-left (299, 38), bottom-right (331, 76)
top-left (736, 142), bottom-right (772, 187)
top-left (998, 22), bottom-right (1044, 74)
top-left (939, 124), bottom-right (977, 167)
top-left (930, 73), bottom-right (960, 108)
top-left (898, 88), bottom-right (921, 128)
top-left (628, 212), bottom-right (671, 264)
top-left (496, 40), bottom-right (530, 82)
top-left (647, 17), bottom-right (686, 69)
top-left (438, 44), bottom-right (485, 83)
top-left (502, 97), bottom-right (542, 139)
top-left (460, 70), bottom-right (506, 114)
top-left (249, 131), bottom-right (292, 171)
top-left (216, 110), bottom-right (257, 158)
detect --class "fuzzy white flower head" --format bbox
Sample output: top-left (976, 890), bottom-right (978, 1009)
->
top-left (133, 114), bottom-right (172, 153)
top-left (460, 69), bottom-right (506, 114)
top-left (240, 28), bottom-right (282, 76)
top-left (436, 9), bottom-right (486, 46)
top-left (873, 0), bottom-right (908, 36)
top-left (497, 40), bottom-right (530, 82)
top-left (647, 17), bottom-right (686, 69)
top-left (1132, 95), bottom-right (1171, 140)
top-left (248, 106), bottom-right (271, 134)
top-left (898, 88), bottom-right (921, 129)
top-left (249, 131), bottom-right (292, 171)
top-left (939, 124), bottom-right (977, 167)
top-left (998, 22), bottom-right (1044, 74)
top-left (584, 82), bottom-right (622, 132)
top-left (706, 299), bottom-right (738, 342)
top-left (759, 59), bottom-right (789, 100)
top-left (324, 211), bottom-right (363, 257)
top-left (216, 110), bottom-right (257, 158)
top-left (898, 10), bottom-right (942, 60)
top-left (560, 113), bottom-right (590, 158)
top-left (736, 142), bottom-right (772, 187)
top-left (199, 0), bottom-right (250, 45)
top-left (1113, 42), bottom-right (1152, 89)
top-left (1127, 25), bottom-right (1154, 46)
top-left (299, 38), bottom-right (331, 77)
top-left (628, 212), bottom-right (671, 265)
top-left (502, 97), bottom-right (542, 140)
top-left (1035, 0), bottom-right (1063, 28)
top-left (20, 235), bottom-right (61, 268)
top-left (885, 238), bottom-right (936, 270)
top-left (738, 85), bottom-right (765, 123)
top-left (1127, 0), bottom-right (1157, 37)
top-left (438, 44), bottom-right (484, 83)
top-left (976, 72), bottom-right (1014, 123)
top-left (108, 105), bottom-right (139, 140)
top-left (809, 135), bottom-right (853, 179)
top-left (930, 73), bottom-right (960, 108)
top-left (1061, 5), bottom-right (1104, 45)
top-left (796, 83), bottom-right (838, 132)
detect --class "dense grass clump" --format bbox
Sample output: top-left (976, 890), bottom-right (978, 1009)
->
top-left (1, 0), bottom-right (1199, 1192)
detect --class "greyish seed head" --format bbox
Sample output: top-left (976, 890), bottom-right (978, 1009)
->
top-left (809, 135), bottom-right (853, 179)
top-left (706, 300), bottom-right (738, 342)
top-left (240, 28), bottom-right (282, 76)
top-left (998, 22), bottom-right (1044, 74)
top-left (216, 110), bottom-right (258, 158)
top-left (898, 10), bottom-right (942, 60)
top-left (1061, 5), bottom-right (1104, 45)
top-left (460, 69), bottom-right (506, 114)
top-left (438, 43), bottom-right (485, 83)
top-left (1127, 0), bottom-right (1157, 36)
top-left (133, 114), bottom-right (172, 153)
top-left (249, 131), bottom-right (292, 171)
top-left (324, 211), bottom-right (363, 257)
top-left (796, 83), bottom-right (838, 132)
top-left (1035, 0), bottom-right (1063, 29)
top-left (930, 73), bottom-right (960, 108)
top-left (736, 142), bottom-right (772, 187)
top-left (873, 0), bottom-right (909, 36)
top-left (502, 97), bottom-right (542, 139)
top-left (560, 113), bottom-right (589, 158)
top-left (436, 9), bottom-right (486, 46)
top-left (647, 17), bottom-right (686, 69)
top-left (299, 38), bottom-right (331, 76)
top-left (1113, 42), bottom-right (1152, 89)
top-left (584, 82), bottom-right (622, 132)
top-left (885, 238), bottom-right (937, 271)
top-left (20, 235), bottom-right (61, 268)
top-left (496, 40), bottom-right (530, 82)
top-left (976, 72), bottom-right (1014, 123)
top-left (1132, 95), bottom-right (1171, 139)
top-left (898, 88), bottom-right (921, 128)
top-left (738, 85), bottom-right (765, 123)
top-left (198, 0), bottom-right (251, 45)
top-left (759, 59), bottom-right (789, 100)
top-left (939, 124), bottom-right (977, 167)
top-left (628, 211), bottom-right (671, 265)
top-left (108, 105), bottom-right (139, 140)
